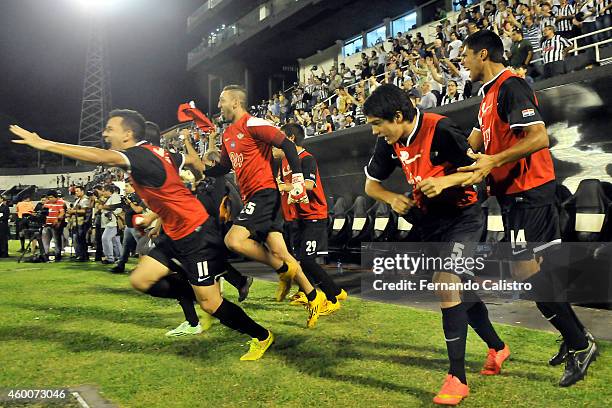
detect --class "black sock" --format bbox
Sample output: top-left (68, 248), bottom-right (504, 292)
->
top-left (276, 262), bottom-right (288, 274)
top-left (302, 259), bottom-right (338, 303)
top-left (145, 274), bottom-right (194, 300)
top-left (466, 301), bottom-right (505, 351)
top-left (223, 262), bottom-right (246, 290)
top-left (536, 302), bottom-right (588, 350)
top-left (179, 298), bottom-right (199, 327)
top-left (564, 303), bottom-right (586, 333)
top-left (442, 303), bottom-right (468, 385)
top-left (212, 299), bottom-right (269, 341)
top-left (20, 237), bottom-right (25, 250)
top-left (305, 289), bottom-right (317, 302)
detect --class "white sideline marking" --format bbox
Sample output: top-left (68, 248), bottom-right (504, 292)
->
top-left (72, 392), bottom-right (91, 408)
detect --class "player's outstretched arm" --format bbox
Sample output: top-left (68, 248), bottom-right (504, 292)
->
top-left (9, 125), bottom-right (128, 168)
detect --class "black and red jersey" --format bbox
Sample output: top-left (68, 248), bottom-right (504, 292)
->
top-left (119, 143), bottom-right (208, 240)
top-left (220, 113), bottom-right (286, 203)
top-left (281, 149), bottom-right (328, 220)
top-left (366, 110), bottom-right (478, 214)
top-left (476, 68), bottom-right (555, 196)
top-left (277, 160), bottom-right (298, 222)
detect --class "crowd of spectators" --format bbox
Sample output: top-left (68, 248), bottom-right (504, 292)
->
top-left (250, 0), bottom-right (610, 137)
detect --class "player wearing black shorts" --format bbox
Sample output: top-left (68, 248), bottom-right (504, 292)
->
top-left (205, 85), bottom-right (326, 328)
top-left (9, 110), bottom-right (273, 361)
top-left (274, 123), bottom-right (348, 314)
top-left (459, 30), bottom-right (597, 387)
top-left (363, 84), bottom-right (509, 406)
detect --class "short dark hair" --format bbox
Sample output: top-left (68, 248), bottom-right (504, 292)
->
top-left (109, 109), bottom-right (146, 141)
top-left (74, 185), bottom-right (85, 192)
top-left (145, 121), bottom-right (161, 146)
top-left (102, 184), bottom-right (115, 193)
top-left (280, 123), bottom-right (305, 145)
top-left (463, 29), bottom-right (505, 63)
top-left (363, 83), bottom-right (416, 122)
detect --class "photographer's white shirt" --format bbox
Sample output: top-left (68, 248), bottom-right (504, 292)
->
top-left (101, 193), bottom-right (121, 228)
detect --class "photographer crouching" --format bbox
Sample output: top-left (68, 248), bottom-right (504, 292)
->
top-left (110, 182), bottom-right (144, 274)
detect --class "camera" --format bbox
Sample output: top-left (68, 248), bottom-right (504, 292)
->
top-left (310, 65), bottom-right (318, 71)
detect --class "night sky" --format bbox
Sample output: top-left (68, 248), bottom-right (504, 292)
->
top-left (0, 0), bottom-right (203, 166)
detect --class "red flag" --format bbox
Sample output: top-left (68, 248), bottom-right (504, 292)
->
top-left (177, 102), bottom-right (214, 132)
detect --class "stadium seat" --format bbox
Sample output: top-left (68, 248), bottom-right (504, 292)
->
top-left (347, 196), bottom-right (374, 248)
top-left (393, 213), bottom-right (417, 242)
top-left (328, 196), bottom-right (353, 248)
top-left (564, 179), bottom-right (612, 242)
top-left (482, 196), bottom-right (505, 243)
top-left (371, 201), bottom-right (397, 242)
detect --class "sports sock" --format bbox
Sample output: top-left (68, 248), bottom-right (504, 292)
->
top-left (276, 262), bottom-right (288, 274)
top-left (442, 303), bottom-right (468, 385)
top-left (466, 301), bottom-right (505, 351)
top-left (302, 259), bottom-right (339, 303)
top-left (305, 289), bottom-right (317, 302)
top-left (145, 274), bottom-right (194, 300)
top-left (223, 262), bottom-right (247, 290)
top-left (178, 298), bottom-right (199, 327)
top-left (212, 299), bottom-right (269, 341)
top-left (536, 302), bottom-right (588, 350)
top-left (564, 302), bottom-right (586, 333)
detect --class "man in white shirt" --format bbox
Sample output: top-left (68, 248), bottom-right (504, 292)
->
top-left (447, 32), bottom-right (463, 59)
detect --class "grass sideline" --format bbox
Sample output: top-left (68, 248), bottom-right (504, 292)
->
top-left (0, 242), bottom-right (610, 407)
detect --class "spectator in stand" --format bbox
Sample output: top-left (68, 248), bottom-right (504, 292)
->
top-left (418, 82), bottom-right (437, 109)
top-left (402, 76), bottom-right (422, 106)
top-left (323, 115), bottom-right (335, 133)
top-left (556, 0), bottom-right (576, 39)
top-left (331, 107), bottom-right (346, 129)
top-left (513, 64), bottom-right (535, 85)
top-left (42, 191), bottom-right (65, 261)
top-left (575, 0), bottom-right (598, 46)
top-left (596, 0), bottom-right (612, 41)
top-left (509, 29), bottom-right (534, 67)
top-left (447, 32), bottom-right (463, 59)
top-left (441, 80), bottom-right (464, 105)
top-left (539, 3), bottom-right (558, 31)
top-left (541, 25), bottom-right (573, 78)
top-left (344, 115), bottom-right (356, 128)
top-left (522, 14), bottom-right (543, 77)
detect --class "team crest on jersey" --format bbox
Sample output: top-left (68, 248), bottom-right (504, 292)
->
top-left (398, 150), bottom-right (422, 166)
top-left (230, 141), bottom-right (236, 149)
top-left (236, 133), bottom-right (244, 139)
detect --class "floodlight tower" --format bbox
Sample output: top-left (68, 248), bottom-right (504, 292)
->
top-left (77, 3), bottom-right (112, 147)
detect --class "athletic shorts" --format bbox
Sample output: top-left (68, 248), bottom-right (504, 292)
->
top-left (500, 202), bottom-right (561, 261)
top-left (148, 217), bottom-right (226, 286)
top-left (234, 188), bottom-right (284, 242)
top-left (419, 203), bottom-right (484, 277)
top-left (294, 218), bottom-right (329, 261)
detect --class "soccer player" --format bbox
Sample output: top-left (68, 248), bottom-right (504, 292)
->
top-left (9, 109), bottom-right (274, 361)
top-left (363, 83), bottom-right (510, 406)
top-left (274, 123), bottom-right (348, 313)
top-left (206, 85), bottom-right (325, 328)
top-left (459, 30), bottom-right (597, 387)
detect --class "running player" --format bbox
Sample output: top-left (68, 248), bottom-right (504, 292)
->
top-left (363, 84), bottom-right (509, 406)
top-left (205, 85), bottom-right (325, 328)
top-left (9, 109), bottom-right (273, 361)
top-left (274, 123), bottom-right (348, 313)
top-left (458, 30), bottom-right (597, 386)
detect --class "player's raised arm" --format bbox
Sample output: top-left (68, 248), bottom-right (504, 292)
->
top-left (9, 125), bottom-right (128, 168)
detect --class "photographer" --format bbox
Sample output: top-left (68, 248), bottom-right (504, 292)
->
top-left (66, 185), bottom-right (90, 261)
top-left (15, 196), bottom-right (34, 252)
top-left (0, 195), bottom-right (9, 258)
top-left (110, 182), bottom-right (144, 274)
top-left (42, 191), bottom-right (65, 262)
top-left (98, 184), bottom-right (123, 264)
